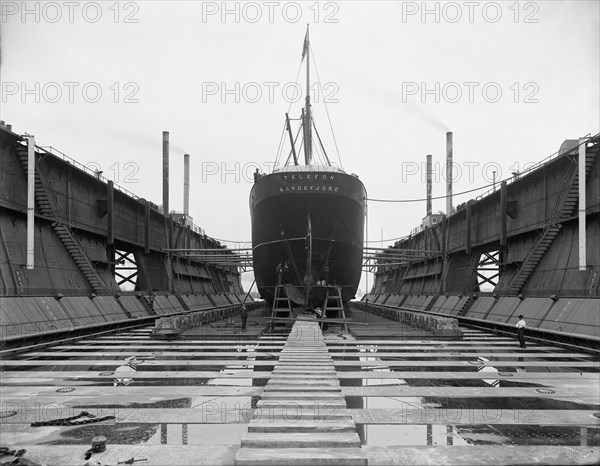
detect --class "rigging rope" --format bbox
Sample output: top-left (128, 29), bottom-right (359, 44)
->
top-left (274, 120), bottom-right (287, 168)
top-left (275, 58), bottom-right (305, 168)
top-left (310, 44), bottom-right (344, 171)
top-left (367, 181), bottom-right (496, 203)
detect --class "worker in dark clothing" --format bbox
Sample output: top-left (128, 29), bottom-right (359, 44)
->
top-left (319, 264), bottom-right (329, 285)
top-left (276, 262), bottom-right (283, 285)
top-left (515, 315), bottom-right (526, 348)
top-left (283, 262), bottom-right (290, 283)
top-left (240, 305), bottom-right (247, 331)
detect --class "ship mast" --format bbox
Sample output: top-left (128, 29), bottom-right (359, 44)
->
top-left (302, 25), bottom-right (312, 166)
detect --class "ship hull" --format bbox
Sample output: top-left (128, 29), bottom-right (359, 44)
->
top-left (250, 168), bottom-right (366, 306)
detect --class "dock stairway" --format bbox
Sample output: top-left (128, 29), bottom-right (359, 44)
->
top-left (507, 149), bottom-right (597, 294)
top-left (235, 319), bottom-right (367, 465)
top-left (322, 285), bottom-right (348, 333)
top-left (14, 142), bottom-right (107, 294)
top-left (266, 285), bottom-right (293, 333)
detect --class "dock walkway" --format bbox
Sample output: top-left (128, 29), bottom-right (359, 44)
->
top-left (235, 319), bottom-right (367, 465)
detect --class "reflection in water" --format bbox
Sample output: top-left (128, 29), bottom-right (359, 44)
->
top-left (364, 424), bottom-right (467, 446)
top-left (356, 345), bottom-right (485, 446)
top-left (113, 357), bottom-right (137, 386)
top-left (347, 342), bottom-right (599, 447)
top-left (18, 321), bottom-right (598, 454)
top-left (476, 357), bottom-right (499, 387)
top-left (208, 344), bottom-right (256, 387)
top-left (356, 344), bottom-right (467, 446)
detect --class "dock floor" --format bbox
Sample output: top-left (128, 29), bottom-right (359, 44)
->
top-left (0, 308), bottom-right (598, 465)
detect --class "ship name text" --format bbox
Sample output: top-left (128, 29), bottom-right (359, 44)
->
top-left (278, 173), bottom-right (340, 193)
top-left (280, 185), bottom-right (339, 192)
top-left (282, 174), bottom-right (337, 182)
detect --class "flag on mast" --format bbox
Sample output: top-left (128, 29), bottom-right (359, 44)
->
top-left (301, 27), bottom-right (309, 59)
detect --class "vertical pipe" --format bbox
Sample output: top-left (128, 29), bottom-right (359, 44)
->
top-left (169, 216), bottom-right (174, 249)
top-left (184, 153), bottom-right (190, 216)
top-left (107, 180), bottom-right (114, 245)
top-left (167, 213), bottom-right (174, 293)
top-left (107, 180), bottom-right (115, 272)
top-left (441, 216), bottom-right (447, 257)
top-left (446, 132), bottom-right (453, 215)
top-left (466, 201), bottom-right (471, 255)
top-left (162, 131), bottom-right (173, 293)
top-left (162, 131), bottom-right (169, 215)
top-left (543, 169), bottom-right (548, 224)
top-left (26, 136), bottom-right (35, 269)
top-left (365, 203), bottom-right (369, 302)
top-left (144, 200), bottom-right (150, 254)
top-left (578, 138), bottom-right (587, 271)
top-left (67, 167), bottom-right (71, 225)
top-left (426, 154), bottom-right (432, 216)
top-left (500, 181), bottom-right (507, 248)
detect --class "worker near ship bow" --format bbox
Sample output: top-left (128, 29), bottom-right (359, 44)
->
top-left (283, 262), bottom-right (291, 283)
top-left (276, 262), bottom-right (283, 285)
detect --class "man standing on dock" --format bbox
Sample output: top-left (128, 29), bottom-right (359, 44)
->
top-left (515, 315), bottom-right (527, 348)
top-left (240, 305), bottom-right (248, 331)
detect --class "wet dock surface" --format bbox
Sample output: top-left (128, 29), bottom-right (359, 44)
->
top-left (0, 307), bottom-right (598, 465)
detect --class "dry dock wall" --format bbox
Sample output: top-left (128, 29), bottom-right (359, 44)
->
top-left (367, 137), bottom-right (599, 341)
top-left (360, 293), bottom-right (600, 340)
top-left (351, 299), bottom-right (462, 338)
top-left (372, 138), bottom-right (599, 298)
top-left (0, 293), bottom-right (262, 342)
top-left (0, 125), bottom-right (244, 297)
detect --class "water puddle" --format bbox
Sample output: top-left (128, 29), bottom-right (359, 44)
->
top-left (344, 342), bottom-right (600, 447)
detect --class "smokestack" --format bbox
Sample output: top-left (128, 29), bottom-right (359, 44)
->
top-left (184, 153), bottom-right (190, 216)
top-left (426, 154), bottom-right (432, 216)
top-left (446, 131), bottom-right (453, 215)
top-left (162, 131), bottom-right (169, 215)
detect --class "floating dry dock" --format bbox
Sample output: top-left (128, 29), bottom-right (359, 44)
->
top-left (1, 122), bottom-right (599, 464)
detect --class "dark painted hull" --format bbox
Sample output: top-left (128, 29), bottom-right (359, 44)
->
top-left (250, 168), bottom-right (366, 306)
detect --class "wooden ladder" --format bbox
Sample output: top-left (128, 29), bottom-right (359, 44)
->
top-left (269, 285), bottom-right (293, 332)
top-left (322, 286), bottom-right (347, 333)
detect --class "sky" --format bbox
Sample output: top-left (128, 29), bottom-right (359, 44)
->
top-left (2, 0), bottom-right (599, 294)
